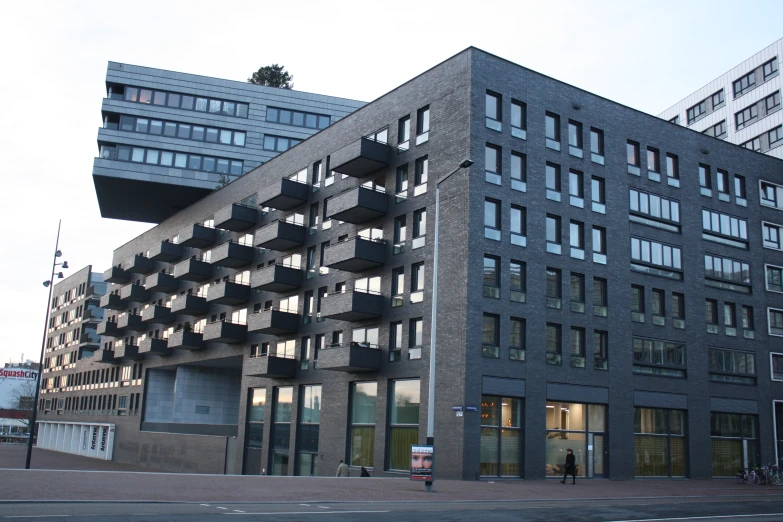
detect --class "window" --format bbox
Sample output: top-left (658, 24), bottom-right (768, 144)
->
top-left (734, 175), bottom-right (747, 203)
top-left (486, 91), bottom-right (501, 130)
top-left (270, 387), bottom-right (293, 475)
top-left (104, 144), bottom-right (242, 176)
top-left (763, 222), bottom-right (782, 250)
top-left (666, 153), bottom-right (679, 186)
top-left (716, 170), bottom-right (730, 199)
top-left (484, 199), bottom-right (501, 241)
top-left (735, 104), bottom-right (758, 130)
top-left (263, 135), bottom-right (303, 152)
top-left (594, 331), bottom-right (608, 370)
top-left (482, 314), bottom-right (500, 358)
top-left (647, 147), bottom-right (660, 173)
top-left (724, 302), bottom-right (737, 331)
top-left (629, 189), bottom-right (681, 232)
top-left (687, 99), bottom-right (707, 123)
top-left (546, 215), bottom-right (561, 254)
top-left (761, 181), bottom-right (783, 209)
top-left (627, 141), bottom-right (640, 175)
top-left (569, 220), bottom-right (585, 257)
top-left (593, 277), bottom-right (608, 317)
top-left (545, 112), bottom-right (560, 150)
top-left (652, 289), bottom-right (665, 323)
top-left (568, 120), bottom-right (583, 156)
top-left (633, 337), bottom-right (686, 377)
top-left (773, 354), bottom-right (783, 381)
top-left (702, 209), bottom-right (748, 247)
top-left (355, 275), bottom-right (381, 295)
top-left (411, 263), bottom-right (425, 303)
top-left (570, 327), bottom-right (586, 368)
top-left (767, 265), bottom-right (783, 293)
top-left (769, 126), bottom-right (783, 148)
top-left (699, 164), bottom-right (711, 195)
top-left (590, 127), bottom-right (604, 163)
top-left (510, 152), bottom-right (526, 192)
top-left (483, 256), bottom-right (500, 299)
top-left (669, 115), bottom-right (680, 125)
top-left (398, 116), bottom-right (411, 150)
top-left (568, 169), bottom-right (584, 205)
top-left (546, 323), bottom-right (562, 365)
top-left (570, 273), bottom-right (585, 313)
top-left (634, 408), bottom-right (686, 477)
top-left (118, 115), bottom-right (247, 147)
top-left (546, 268), bottom-right (562, 309)
top-left (592, 226), bottom-right (607, 262)
top-left (408, 318), bottom-right (423, 360)
top-left (350, 382), bottom-right (377, 468)
top-left (765, 91), bottom-right (781, 112)
top-left (388, 380), bottom-right (420, 470)
top-left (763, 58), bottom-right (779, 80)
top-left (742, 136), bottom-right (762, 152)
top-left (704, 253), bottom-right (751, 292)
top-left (733, 71), bottom-right (756, 97)
top-left (709, 348), bottom-right (756, 384)
top-left (484, 145), bottom-right (501, 185)
top-left (395, 165), bottom-right (408, 201)
top-left (123, 86), bottom-right (247, 118)
top-left (510, 205), bottom-right (526, 246)
top-left (413, 209), bottom-right (426, 248)
top-left (480, 395), bottom-right (522, 476)
top-left (416, 106), bottom-right (430, 144)
top-left (545, 163), bottom-right (561, 201)
top-left (591, 176), bottom-right (605, 212)
top-left (672, 293), bottom-right (685, 328)
top-left (631, 285), bottom-right (645, 323)
top-left (509, 318), bottom-right (525, 361)
top-left (770, 308), bottom-right (783, 336)
top-left (705, 299), bottom-right (718, 331)
top-left (631, 237), bottom-right (682, 278)
top-left (511, 100), bottom-right (526, 139)
top-left (510, 260), bottom-right (525, 303)
top-left (391, 267), bottom-right (405, 307)
top-left (712, 89), bottom-right (725, 108)
top-left (711, 120), bottom-right (727, 139)
top-left (393, 215), bottom-right (406, 254)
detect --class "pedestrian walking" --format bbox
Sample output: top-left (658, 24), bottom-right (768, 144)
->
top-left (336, 459), bottom-right (350, 477)
top-left (360, 466), bottom-right (371, 477)
top-left (561, 448), bottom-right (576, 485)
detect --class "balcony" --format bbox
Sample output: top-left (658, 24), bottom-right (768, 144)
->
top-left (96, 350), bottom-right (117, 364)
top-left (327, 186), bottom-right (388, 224)
top-left (170, 294), bottom-right (209, 316)
top-left (331, 137), bottom-right (391, 177)
top-left (116, 313), bottom-right (145, 332)
top-left (250, 264), bottom-right (303, 293)
top-left (125, 254), bottom-right (155, 274)
top-left (99, 293), bottom-right (127, 311)
top-left (323, 237), bottom-right (386, 272)
top-left (254, 220), bottom-right (306, 251)
top-left (138, 338), bottom-right (170, 357)
top-left (211, 241), bottom-right (254, 268)
top-left (320, 291), bottom-right (383, 322)
top-left (202, 321), bottom-right (247, 344)
top-left (214, 203), bottom-right (257, 231)
top-left (178, 224), bottom-right (216, 248)
top-left (79, 330), bottom-right (101, 347)
top-left (148, 241), bottom-right (184, 262)
top-left (166, 330), bottom-right (204, 351)
top-left (206, 281), bottom-right (251, 306)
top-left (119, 284), bottom-right (150, 303)
top-left (247, 309), bottom-right (299, 335)
top-left (114, 343), bottom-right (143, 361)
top-left (141, 305), bottom-right (174, 324)
top-left (145, 272), bottom-right (178, 293)
top-left (317, 342), bottom-right (381, 372)
top-left (96, 320), bottom-right (119, 337)
top-left (103, 266), bottom-right (129, 284)
top-left (258, 177), bottom-right (309, 210)
top-left (244, 354), bottom-right (297, 379)
top-left (173, 258), bottom-right (212, 281)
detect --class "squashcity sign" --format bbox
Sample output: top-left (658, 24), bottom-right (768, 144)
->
top-left (0, 369), bottom-right (38, 380)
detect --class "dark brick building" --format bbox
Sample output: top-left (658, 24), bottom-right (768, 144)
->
top-left (38, 48), bottom-right (783, 480)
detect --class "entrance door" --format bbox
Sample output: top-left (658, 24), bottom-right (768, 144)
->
top-left (243, 448), bottom-right (263, 475)
top-left (588, 434), bottom-right (606, 478)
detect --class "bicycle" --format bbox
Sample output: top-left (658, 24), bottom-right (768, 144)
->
top-left (766, 463), bottom-right (783, 486)
top-left (736, 468), bottom-right (749, 484)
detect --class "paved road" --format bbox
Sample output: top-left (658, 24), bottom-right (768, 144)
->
top-left (1, 497), bottom-right (783, 521)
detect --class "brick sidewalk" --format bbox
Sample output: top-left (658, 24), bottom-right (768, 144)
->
top-left (1, 445), bottom-right (780, 503)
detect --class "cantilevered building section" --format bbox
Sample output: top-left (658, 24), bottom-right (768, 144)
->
top-left (659, 38), bottom-right (783, 159)
top-left (41, 48), bottom-right (783, 480)
top-left (94, 62), bottom-right (365, 223)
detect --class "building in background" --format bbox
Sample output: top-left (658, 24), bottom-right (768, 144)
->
top-left (94, 62), bottom-right (365, 223)
top-left (38, 47), bottom-right (783, 480)
top-left (659, 39), bottom-right (782, 159)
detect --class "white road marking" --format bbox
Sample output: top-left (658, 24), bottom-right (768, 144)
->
top-left (608, 514), bottom-right (783, 522)
top-left (200, 504), bottom-right (211, 506)
top-left (318, 506), bottom-right (330, 509)
top-left (233, 510), bottom-right (246, 513)
top-left (224, 511), bottom-right (390, 516)
top-left (216, 506), bottom-right (228, 510)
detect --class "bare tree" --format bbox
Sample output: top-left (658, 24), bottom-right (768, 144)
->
top-left (3, 380), bottom-right (37, 427)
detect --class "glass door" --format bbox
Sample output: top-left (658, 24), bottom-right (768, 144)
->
top-left (590, 434), bottom-right (606, 477)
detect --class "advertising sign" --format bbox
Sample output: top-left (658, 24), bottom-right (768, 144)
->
top-left (410, 444), bottom-right (434, 481)
top-left (0, 369), bottom-right (38, 380)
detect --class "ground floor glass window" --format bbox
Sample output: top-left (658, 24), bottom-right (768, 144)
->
top-left (480, 395), bottom-right (522, 477)
top-left (545, 402), bottom-right (606, 478)
top-left (711, 412), bottom-right (758, 477)
top-left (634, 408), bottom-right (686, 477)
top-left (387, 379), bottom-right (420, 471)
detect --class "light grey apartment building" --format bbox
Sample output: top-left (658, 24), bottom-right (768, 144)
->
top-left (38, 48), bottom-right (783, 481)
top-left (659, 38), bottom-right (783, 159)
top-left (94, 62), bottom-right (364, 223)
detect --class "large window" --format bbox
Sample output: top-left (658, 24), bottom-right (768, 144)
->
top-left (243, 388), bottom-right (266, 475)
top-left (270, 387), bottom-right (293, 476)
top-left (350, 382), bottom-right (377, 468)
top-left (101, 144), bottom-right (243, 176)
top-left (733, 71), bottom-right (756, 97)
top-left (121, 85), bottom-right (248, 118)
top-left (711, 413), bottom-right (758, 477)
top-left (263, 135), bottom-right (303, 152)
top-left (480, 396), bottom-right (522, 477)
top-left (709, 348), bottom-right (756, 384)
top-left (630, 237), bottom-right (682, 279)
top-left (702, 209), bottom-right (748, 248)
top-left (116, 115), bottom-right (246, 146)
top-left (629, 189), bottom-right (680, 231)
top-left (632, 337), bottom-right (686, 377)
top-left (296, 385), bottom-right (321, 476)
top-left (388, 380), bottom-right (420, 471)
top-left (704, 254), bottom-right (751, 293)
top-left (545, 402), bottom-right (606, 478)
top-left (267, 107), bottom-right (330, 129)
top-left (634, 408), bottom-right (686, 477)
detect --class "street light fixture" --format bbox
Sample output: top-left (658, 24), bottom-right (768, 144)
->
top-left (26, 220), bottom-right (67, 469)
top-left (425, 158), bottom-right (473, 492)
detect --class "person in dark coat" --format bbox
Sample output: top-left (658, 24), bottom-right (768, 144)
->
top-left (561, 448), bottom-right (576, 484)
top-left (360, 466), bottom-right (371, 477)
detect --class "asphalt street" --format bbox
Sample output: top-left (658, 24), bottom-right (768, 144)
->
top-left (1, 497), bottom-right (783, 522)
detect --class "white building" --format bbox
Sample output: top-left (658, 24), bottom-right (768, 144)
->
top-left (659, 38), bottom-right (782, 160)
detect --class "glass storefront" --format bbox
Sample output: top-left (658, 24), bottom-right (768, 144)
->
top-left (270, 387), bottom-right (293, 476)
top-left (480, 395), bottom-right (523, 477)
top-left (242, 388), bottom-right (266, 475)
top-left (545, 402), bottom-right (606, 478)
top-left (634, 408), bottom-right (687, 477)
top-left (711, 412), bottom-right (758, 477)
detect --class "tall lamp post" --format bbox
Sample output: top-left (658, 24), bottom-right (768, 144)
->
top-left (426, 159), bottom-right (473, 492)
top-left (26, 220), bottom-right (68, 469)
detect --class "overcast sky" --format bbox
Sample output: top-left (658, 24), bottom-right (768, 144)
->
top-left (0, 0), bottom-right (780, 365)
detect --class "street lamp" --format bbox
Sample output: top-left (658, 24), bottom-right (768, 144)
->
top-left (426, 158), bottom-right (473, 492)
top-left (26, 220), bottom-right (67, 469)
